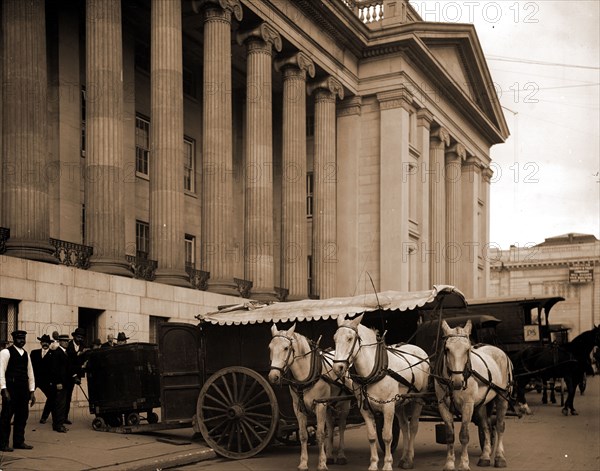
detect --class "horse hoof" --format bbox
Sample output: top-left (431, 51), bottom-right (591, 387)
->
top-left (571, 409), bottom-right (579, 416)
top-left (336, 457), bottom-right (348, 465)
top-left (494, 458), bottom-right (507, 468)
top-left (326, 458), bottom-right (335, 465)
top-left (400, 461), bottom-right (414, 469)
top-left (561, 408), bottom-right (568, 416)
top-left (477, 458), bottom-right (491, 467)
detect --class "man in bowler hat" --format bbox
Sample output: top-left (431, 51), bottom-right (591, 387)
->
top-left (30, 334), bottom-right (55, 424)
top-left (65, 327), bottom-right (88, 424)
top-left (0, 330), bottom-right (36, 451)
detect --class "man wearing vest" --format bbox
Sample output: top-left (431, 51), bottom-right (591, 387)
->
top-left (0, 330), bottom-right (36, 452)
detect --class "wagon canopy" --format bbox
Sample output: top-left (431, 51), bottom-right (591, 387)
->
top-left (197, 285), bottom-right (467, 326)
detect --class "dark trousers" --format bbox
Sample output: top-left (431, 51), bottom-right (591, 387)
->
top-left (52, 386), bottom-right (68, 430)
top-left (65, 381), bottom-right (74, 420)
top-left (0, 383), bottom-right (30, 447)
top-left (38, 384), bottom-right (55, 421)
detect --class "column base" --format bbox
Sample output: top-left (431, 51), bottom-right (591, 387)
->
top-left (286, 294), bottom-right (309, 302)
top-left (207, 279), bottom-right (240, 297)
top-left (89, 257), bottom-right (133, 278)
top-left (250, 289), bottom-right (279, 303)
top-left (154, 268), bottom-right (192, 288)
top-left (4, 239), bottom-right (58, 264)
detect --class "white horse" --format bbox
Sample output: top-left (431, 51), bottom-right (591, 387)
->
top-left (436, 320), bottom-right (514, 471)
top-left (332, 314), bottom-right (430, 471)
top-left (268, 324), bottom-right (352, 471)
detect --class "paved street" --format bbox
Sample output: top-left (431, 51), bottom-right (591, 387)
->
top-left (183, 375), bottom-right (600, 471)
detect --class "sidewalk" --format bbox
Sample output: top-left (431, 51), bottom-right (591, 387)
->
top-left (0, 409), bottom-right (215, 471)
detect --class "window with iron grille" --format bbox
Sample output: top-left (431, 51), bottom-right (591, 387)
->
top-left (184, 137), bottom-right (195, 192)
top-left (135, 115), bottom-right (150, 176)
top-left (81, 87), bottom-right (86, 157)
top-left (0, 299), bottom-right (19, 350)
top-left (306, 172), bottom-right (314, 218)
top-left (185, 234), bottom-right (195, 268)
top-left (136, 220), bottom-right (150, 259)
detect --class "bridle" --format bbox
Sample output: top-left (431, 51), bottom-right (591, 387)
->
top-left (332, 325), bottom-right (363, 369)
top-left (442, 333), bottom-right (473, 389)
top-left (269, 334), bottom-right (296, 376)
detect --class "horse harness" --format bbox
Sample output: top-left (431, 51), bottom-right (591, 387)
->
top-left (333, 325), bottom-right (424, 414)
top-left (438, 334), bottom-right (513, 413)
top-left (272, 334), bottom-right (352, 415)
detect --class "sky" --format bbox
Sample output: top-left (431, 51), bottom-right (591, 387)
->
top-left (409, 0), bottom-right (600, 249)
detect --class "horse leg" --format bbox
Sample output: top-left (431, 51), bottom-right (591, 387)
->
top-left (335, 401), bottom-right (350, 465)
top-left (402, 400), bottom-right (423, 469)
top-left (315, 403), bottom-right (329, 471)
top-left (359, 406), bottom-right (380, 471)
top-left (493, 396), bottom-right (509, 468)
top-left (458, 402), bottom-right (474, 471)
top-left (475, 405), bottom-right (492, 467)
top-left (397, 405), bottom-right (410, 469)
top-left (438, 400), bottom-right (456, 471)
top-left (541, 380), bottom-right (548, 404)
top-left (381, 403), bottom-right (396, 471)
top-left (325, 408), bottom-right (335, 466)
top-left (295, 399), bottom-right (309, 471)
top-left (549, 379), bottom-right (557, 404)
top-left (516, 379), bottom-right (532, 415)
top-left (563, 377), bottom-right (578, 416)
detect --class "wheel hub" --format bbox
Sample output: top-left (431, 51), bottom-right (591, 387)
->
top-left (227, 404), bottom-right (244, 418)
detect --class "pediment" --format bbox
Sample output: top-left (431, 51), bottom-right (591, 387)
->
top-left (427, 44), bottom-right (475, 101)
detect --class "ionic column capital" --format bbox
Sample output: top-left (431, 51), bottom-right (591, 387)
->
top-left (307, 76), bottom-right (344, 100)
top-left (236, 22), bottom-right (282, 52)
top-left (446, 143), bottom-right (467, 163)
top-left (376, 87), bottom-right (414, 111)
top-left (274, 51), bottom-right (316, 78)
top-left (337, 96), bottom-right (362, 117)
top-left (431, 126), bottom-right (450, 146)
top-left (192, 0), bottom-right (243, 21)
top-left (482, 166), bottom-right (494, 182)
top-left (463, 155), bottom-right (485, 171)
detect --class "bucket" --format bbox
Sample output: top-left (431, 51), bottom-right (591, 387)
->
top-left (435, 423), bottom-right (448, 444)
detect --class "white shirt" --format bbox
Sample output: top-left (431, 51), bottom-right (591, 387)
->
top-left (0, 346), bottom-right (36, 392)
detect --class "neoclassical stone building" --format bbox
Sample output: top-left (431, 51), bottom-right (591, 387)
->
top-left (489, 233), bottom-right (600, 337)
top-left (0, 0), bottom-right (507, 344)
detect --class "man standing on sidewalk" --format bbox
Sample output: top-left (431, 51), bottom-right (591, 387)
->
top-left (65, 327), bottom-right (87, 424)
top-left (0, 330), bottom-right (36, 451)
top-left (30, 334), bottom-right (55, 424)
top-left (51, 334), bottom-right (71, 433)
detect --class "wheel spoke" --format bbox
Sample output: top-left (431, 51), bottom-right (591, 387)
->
top-left (215, 421), bottom-right (233, 445)
top-left (240, 417), bottom-right (266, 441)
top-left (243, 415), bottom-right (272, 432)
top-left (239, 419), bottom-right (255, 450)
top-left (232, 372), bottom-right (239, 403)
top-left (245, 411), bottom-right (275, 420)
top-left (245, 388), bottom-right (268, 407)
top-left (210, 382), bottom-right (232, 406)
top-left (202, 412), bottom-right (229, 422)
top-left (239, 378), bottom-right (259, 404)
top-left (206, 417), bottom-right (229, 437)
top-left (203, 392), bottom-right (229, 410)
top-left (245, 401), bottom-right (273, 412)
top-left (221, 374), bottom-right (235, 404)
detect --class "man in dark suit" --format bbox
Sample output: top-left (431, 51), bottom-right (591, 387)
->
top-left (30, 334), bottom-right (55, 424)
top-left (65, 327), bottom-right (88, 424)
top-left (50, 334), bottom-right (71, 433)
top-left (0, 330), bottom-right (36, 451)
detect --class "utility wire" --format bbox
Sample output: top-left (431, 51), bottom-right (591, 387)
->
top-left (487, 55), bottom-right (599, 70)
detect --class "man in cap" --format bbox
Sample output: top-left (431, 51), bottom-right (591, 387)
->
top-left (50, 334), bottom-right (71, 433)
top-left (65, 327), bottom-right (88, 424)
top-left (0, 330), bottom-right (36, 451)
top-left (30, 334), bottom-right (55, 424)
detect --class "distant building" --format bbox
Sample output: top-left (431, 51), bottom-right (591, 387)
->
top-left (489, 233), bottom-right (600, 336)
top-left (0, 0), bottom-right (507, 347)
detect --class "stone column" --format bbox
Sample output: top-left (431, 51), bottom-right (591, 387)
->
top-left (377, 88), bottom-right (412, 292)
top-left (308, 77), bottom-right (344, 299)
top-left (194, 0), bottom-right (242, 295)
top-left (481, 166), bottom-right (494, 297)
top-left (336, 96), bottom-right (362, 297)
top-left (1, 0), bottom-right (56, 263)
top-left (460, 155), bottom-right (482, 298)
top-left (237, 23), bottom-right (282, 301)
top-left (445, 142), bottom-right (466, 287)
top-left (428, 126), bottom-right (449, 285)
top-left (150, 0), bottom-right (189, 287)
top-left (85, 0), bottom-right (131, 276)
top-left (416, 109), bottom-right (433, 290)
top-left (274, 52), bottom-right (315, 300)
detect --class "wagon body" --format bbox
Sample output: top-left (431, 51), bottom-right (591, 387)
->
top-left (158, 285), bottom-right (468, 458)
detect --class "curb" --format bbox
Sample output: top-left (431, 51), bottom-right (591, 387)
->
top-left (91, 447), bottom-right (217, 471)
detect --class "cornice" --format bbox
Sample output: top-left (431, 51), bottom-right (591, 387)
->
top-left (490, 258), bottom-right (599, 271)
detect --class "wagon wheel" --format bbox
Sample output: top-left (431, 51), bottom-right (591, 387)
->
top-left (147, 411), bottom-right (159, 424)
top-left (92, 416), bottom-right (106, 431)
top-left (197, 366), bottom-right (279, 459)
top-left (375, 413), bottom-right (400, 454)
top-left (126, 412), bottom-right (140, 426)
